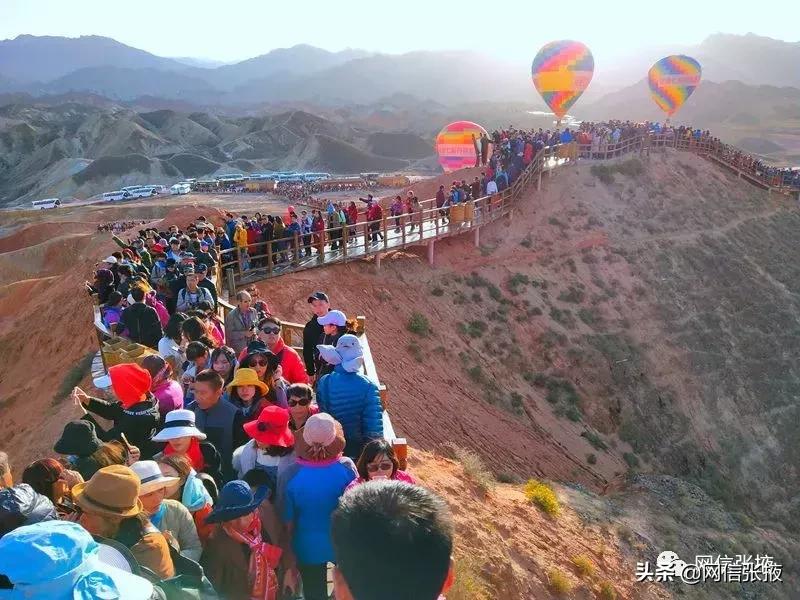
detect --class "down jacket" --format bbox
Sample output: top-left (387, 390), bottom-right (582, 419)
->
top-left (0, 484), bottom-right (57, 538)
top-left (316, 365), bottom-right (384, 459)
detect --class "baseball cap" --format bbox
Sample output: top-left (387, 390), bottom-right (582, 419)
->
top-left (102, 256), bottom-right (117, 264)
top-left (318, 310), bottom-right (346, 327)
top-left (307, 291), bottom-right (329, 303)
top-left (196, 263), bottom-right (208, 273)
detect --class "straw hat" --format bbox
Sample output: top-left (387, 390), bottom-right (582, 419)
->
top-left (227, 367), bottom-right (269, 396)
top-left (72, 465), bottom-right (143, 519)
top-left (129, 461), bottom-right (179, 495)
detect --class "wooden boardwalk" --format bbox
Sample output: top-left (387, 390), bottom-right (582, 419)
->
top-left (216, 135), bottom-right (799, 294)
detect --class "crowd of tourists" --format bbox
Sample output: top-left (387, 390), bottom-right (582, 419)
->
top-left (0, 221), bottom-right (456, 599)
top-left (97, 220), bottom-right (149, 233)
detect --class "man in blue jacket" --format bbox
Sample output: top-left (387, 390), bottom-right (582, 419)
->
top-left (316, 335), bottom-right (383, 459)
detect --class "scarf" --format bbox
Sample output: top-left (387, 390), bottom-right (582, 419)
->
top-left (182, 469), bottom-right (213, 510)
top-left (165, 437), bottom-right (205, 472)
top-left (222, 514), bottom-right (282, 600)
top-left (150, 502), bottom-right (167, 529)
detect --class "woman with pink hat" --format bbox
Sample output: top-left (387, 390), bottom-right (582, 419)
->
top-left (282, 413), bottom-right (356, 600)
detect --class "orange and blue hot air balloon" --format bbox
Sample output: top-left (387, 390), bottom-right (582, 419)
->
top-left (648, 55), bottom-right (702, 117)
top-left (531, 40), bottom-right (594, 119)
top-left (435, 121), bottom-right (489, 173)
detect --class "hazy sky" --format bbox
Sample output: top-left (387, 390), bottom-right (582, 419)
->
top-left (1, 0), bottom-right (797, 63)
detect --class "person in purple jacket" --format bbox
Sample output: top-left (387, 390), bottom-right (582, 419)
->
top-left (142, 354), bottom-right (184, 421)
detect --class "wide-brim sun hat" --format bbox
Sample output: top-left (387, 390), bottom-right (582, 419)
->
top-left (205, 480), bottom-right (269, 524)
top-left (226, 367), bottom-right (269, 396)
top-left (152, 409), bottom-right (207, 442)
top-left (130, 460), bottom-right (180, 495)
top-left (242, 405), bottom-right (294, 447)
top-left (72, 465), bottom-right (144, 519)
top-left (0, 520), bottom-right (153, 600)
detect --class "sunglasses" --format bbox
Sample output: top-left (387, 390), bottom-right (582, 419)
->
top-left (288, 397), bottom-right (311, 407)
top-left (260, 326), bottom-right (280, 335)
top-left (251, 359), bottom-right (268, 367)
top-left (366, 462), bottom-right (394, 473)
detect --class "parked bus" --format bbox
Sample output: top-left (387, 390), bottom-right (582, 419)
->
top-left (170, 183), bottom-right (191, 195)
top-left (31, 198), bottom-right (61, 209)
top-left (125, 187), bottom-right (157, 199)
top-left (302, 172), bottom-right (331, 182)
top-left (102, 190), bottom-right (132, 202)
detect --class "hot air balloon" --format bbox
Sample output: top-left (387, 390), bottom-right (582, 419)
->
top-left (435, 121), bottom-right (490, 173)
top-left (648, 55), bottom-right (702, 118)
top-left (531, 40), bottom-right (594, 121)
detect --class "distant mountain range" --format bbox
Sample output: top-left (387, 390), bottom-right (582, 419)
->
top-left (0, 101), bottom-right (439, 206)
top-left (1, 32), bottom-right (799, 206)
top-left (1, 33), bottom-right (798, 108)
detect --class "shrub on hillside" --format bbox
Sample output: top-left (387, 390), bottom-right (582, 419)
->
top-left (443, 443), bottom-right (494, 495)
top-left (507, 273), bottom-right (530, 295)
top-left (459, 320), bottom-right (488, 338)
top-left (407, 312), bottom-right (431, 336)
top-left (407, 341), bottom-right (424, 363)
top-left (581, 430), bottom-right (608, 451)
top-left (591, 164), bottom-right (615, 184)
top-left (495, 471), bottom-right (523, 484)
top-left (547, 568), bottom-right (573, 595)
top-left (524, 479), bottom-right (560, 516)
top-left (557, 286), bottom-right (585, 304)
top-left (448, 556), bottom-right (491, 600)
top-left (598, 581), bottom-right (618, 600)
top-left (571, 554), bottom-right (596, 577)
top-left (617, 158), bottom-right (644, 177)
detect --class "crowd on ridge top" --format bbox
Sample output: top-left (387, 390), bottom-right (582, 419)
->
top-left (0, 216), bottom-right (456, 600)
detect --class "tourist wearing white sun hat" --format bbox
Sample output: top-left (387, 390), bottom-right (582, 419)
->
top-left (151, 409), bottom-right (223, 488)
top-left (131, 461), bottom-right (202, 562)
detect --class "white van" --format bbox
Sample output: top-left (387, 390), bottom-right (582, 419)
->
top-left (170, 183), bottom-right (191, 195)
top-left (103, 190), bottom-right (131, 202)
top-left (31, 198), bottom-right (61, 209)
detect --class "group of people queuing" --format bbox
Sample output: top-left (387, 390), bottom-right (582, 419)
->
top-left (1, 248), bottom-right (456, 599)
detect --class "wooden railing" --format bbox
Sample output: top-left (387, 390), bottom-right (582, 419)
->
top-left (216, 147), bottom-right (555, 293)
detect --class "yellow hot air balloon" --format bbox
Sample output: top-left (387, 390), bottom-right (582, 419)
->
top-left (531, 40), bottom-right (594, 120)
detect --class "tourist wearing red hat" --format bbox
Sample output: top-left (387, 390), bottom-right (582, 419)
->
top-left (72, 363), bottom-right (161, 459)
top-left (232, 406), bottom-right (295, 481)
